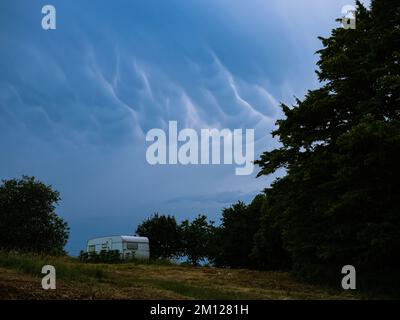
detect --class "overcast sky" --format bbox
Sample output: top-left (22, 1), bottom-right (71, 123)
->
top-left (0, 0), bottom-right (370, 255)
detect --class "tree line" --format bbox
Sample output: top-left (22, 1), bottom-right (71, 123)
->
top-left (137, 0), bottom-right (400, 292)
top-left (134, 196), bottom-right (275, 269)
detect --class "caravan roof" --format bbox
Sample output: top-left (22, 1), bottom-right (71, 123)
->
top-left (87, 235), bottom-right (149, 243)
top-left (121, 235), bottom-right (148, 243)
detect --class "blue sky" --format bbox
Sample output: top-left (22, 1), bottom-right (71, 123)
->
top-left (0, 0), bottom-right (369, 255)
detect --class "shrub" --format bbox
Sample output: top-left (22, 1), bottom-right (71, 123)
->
top-left (79, 250), bottom-right (123, 264)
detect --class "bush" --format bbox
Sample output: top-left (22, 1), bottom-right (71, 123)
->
top-left (79, 250), bottom-right (123, 264)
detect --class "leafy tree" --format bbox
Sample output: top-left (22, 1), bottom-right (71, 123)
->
top-left (251, 190), bottom-right (292, 271)
top-left (212, 196), bottom-right (264, 268)
top-left (0, 176), bottom-right (69, 255)
top-left (136, 213), bottom-right (181, 259)
top-left (180, 215), bottom-right (215, 265)
top-left (256, 0), bottom-right (400, 291)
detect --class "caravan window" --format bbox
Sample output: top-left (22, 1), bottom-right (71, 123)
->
top-left (126, 242), bottom-right (138, 250)
top-left (101, 243), bottom-right (108, 250)
top-left (88, 245), bottom-right (96, 252)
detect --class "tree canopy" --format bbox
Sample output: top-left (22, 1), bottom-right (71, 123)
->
top-left (180, 214), bottom-right (215, 265)
top-left (255, 0), bottom-right (400, 290)
top-left (0, 176), bottom-right (69, 255)
top-left (211, 196), bottom-right (264, 268)
top-left (136, 213), bottom-right (181, 259)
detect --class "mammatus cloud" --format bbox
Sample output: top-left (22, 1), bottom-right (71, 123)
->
top-left (1, 40), bottom-right (280, 145)
top-left (1, 0), bottom-right (370, 254)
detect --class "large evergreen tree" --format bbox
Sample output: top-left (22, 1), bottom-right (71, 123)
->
top-left (255, 0), bottom-right (400, 291)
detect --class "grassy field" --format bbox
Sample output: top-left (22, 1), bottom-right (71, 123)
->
top-left (0, 252), bottom-right (363, 300)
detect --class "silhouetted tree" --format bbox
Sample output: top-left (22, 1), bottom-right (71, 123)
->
top-left (251, 191), bottom-right (291, 271)
top-left (255, 0), bottom-right (400, 291)
top-left (180, 215), bottom-right (215, 265)
top-left (211, 196), bottom-right (264, 268)
top-left (136, 213), bottom-right (181, 259)
top-left (0, 176), bottom-right (69, 254)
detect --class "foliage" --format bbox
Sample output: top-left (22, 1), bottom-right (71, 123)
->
top-left (0, 176), bottom-right (69, 255)
top-left (79, 250), bottom-right (122, 264)
top-left (180, 214), bottom-right (215, 265)
top-left (255, 0), bottom-right (400, 291)
top-left (211, 196), bottom-right (264, 268)
top-left (136, 213), bottom-right (181, 259)
top-left (251, 191), bottom-right (292, 271)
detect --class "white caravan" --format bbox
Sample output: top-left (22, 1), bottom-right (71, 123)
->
top-left (86, 235), bottom-right (150, 260)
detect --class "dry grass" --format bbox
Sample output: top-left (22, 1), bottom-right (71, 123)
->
top-left (0, 253), bottom-right (361, 300)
